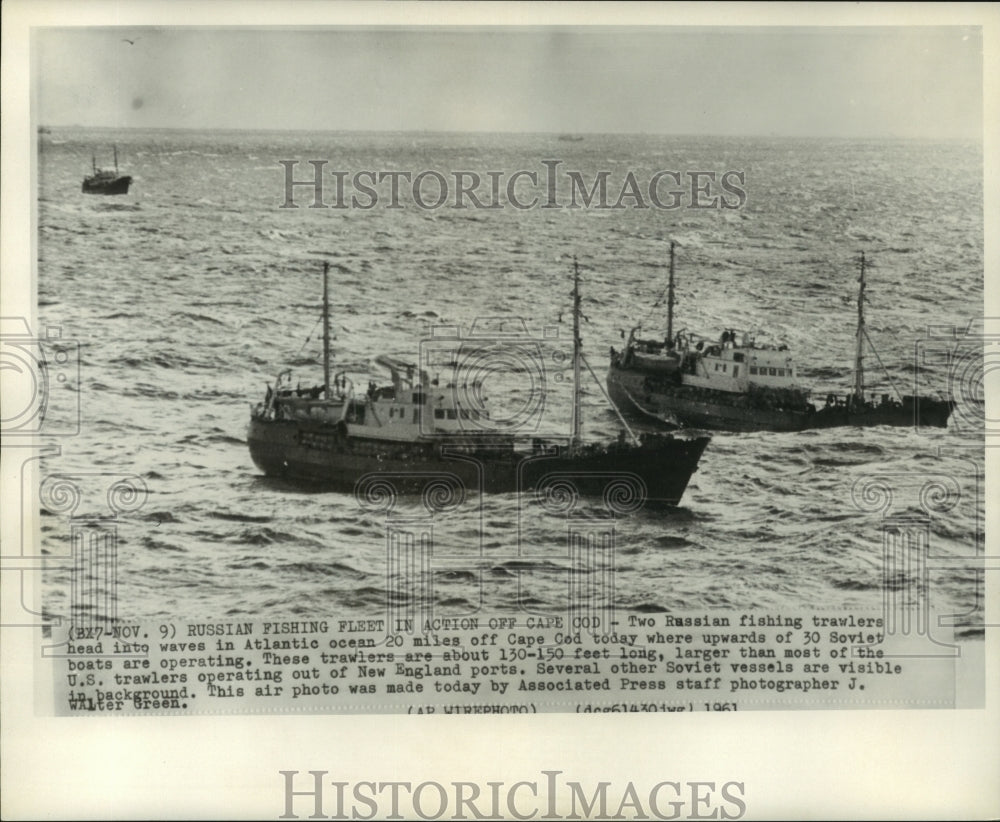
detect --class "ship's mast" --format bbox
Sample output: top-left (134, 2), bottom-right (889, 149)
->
top-left (666, 240), bottom-right (676, 346)
top-left (571, 258), bottom-right (583, 449)
top-left (322, 261), bottom-right (332, 400)
top-left (853, 252), bottom-right (867, 404)
top-left (92, 154), bottom-right (97, 174)
top-left (114, 145), bottom-right (119, 174)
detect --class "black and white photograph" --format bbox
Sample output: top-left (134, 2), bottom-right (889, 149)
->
top-left (2, 2), bottom-right (997, 819)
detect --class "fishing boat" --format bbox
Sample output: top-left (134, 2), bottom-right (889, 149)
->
top-left (247, 261), bottom-right (711, 507)
top-left (81, 146), bottom-right (132, 195)
top-left (606, 245), bottom-right (955, 432)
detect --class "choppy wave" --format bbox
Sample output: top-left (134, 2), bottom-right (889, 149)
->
top-left (36, 129), bottom-right (984, 626)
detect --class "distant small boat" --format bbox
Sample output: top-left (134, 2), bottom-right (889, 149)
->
top-left (82, 146), bottom-right (132, 195)
top-left (557, 134), bottom-right (585, 142)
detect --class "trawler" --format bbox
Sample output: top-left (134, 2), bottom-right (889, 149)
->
top-left (607, 245), bottom-right (954, 432)
top-left (247, 261), bottom-right (711, 507)
top-left (81, 146), bottom-right (132, 195)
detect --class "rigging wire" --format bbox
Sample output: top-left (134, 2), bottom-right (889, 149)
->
top-left (862, 327), bottom-right (905, 402)
top-left (295, 314), bottom-right (324, 357)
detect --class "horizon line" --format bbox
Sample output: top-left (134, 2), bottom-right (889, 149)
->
top-left (36, 124), bottom-right (984, 143)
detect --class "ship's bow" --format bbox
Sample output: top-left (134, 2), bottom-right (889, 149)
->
top-left (634, 434), bottom-right (711, 505)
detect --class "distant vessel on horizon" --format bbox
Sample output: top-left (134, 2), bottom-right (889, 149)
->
top-left (607, 244), bottom-right (955, 432)
top-left (247, 260), bottom-right (711, 508)
top-left (82, 146), bottom-right (132, 195)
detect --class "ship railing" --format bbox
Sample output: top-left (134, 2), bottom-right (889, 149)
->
top-left (678, 330), bottom-right (794, 353)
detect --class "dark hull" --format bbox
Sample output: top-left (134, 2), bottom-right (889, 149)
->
top-left (82, 176), bottom-right (132, 195)
top-left (247, 419), bottom-right (709, 507)
top-left (608, 364), bottom-right (954, 432)
top-left (805, 396), bottom-right (955, 429)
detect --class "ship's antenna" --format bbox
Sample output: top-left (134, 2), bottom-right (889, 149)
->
top-left (571, 257), bottom-right (583, 449)
top-left (322, 261), bottom-right (332, 400)
top-left (853, 252), bottom-right (866, 405)
top-left (666, 240), bottom-right (676, 346)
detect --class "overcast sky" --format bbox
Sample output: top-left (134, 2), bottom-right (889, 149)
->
top-left (34, 26), bottom-right (983, 139)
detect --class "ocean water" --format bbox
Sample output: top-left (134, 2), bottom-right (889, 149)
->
top-left (35, 129), bottom-right (984, 629)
